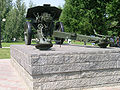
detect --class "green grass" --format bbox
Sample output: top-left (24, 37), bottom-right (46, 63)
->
top-left (2, 41), bottom-right (36, 47)
top-left (71, 41), bottom-right (92, 45)
top-left (0, 48), bottom-right (10, 59)
top-left (2, 41), bottom-right (25, 47)
top-left (53, 40), bottom-right (92, 45)
top-left (0, 41), bottom-right (36, 59)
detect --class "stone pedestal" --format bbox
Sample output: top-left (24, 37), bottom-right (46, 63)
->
top-left (10, 45), bottom-right (120, 90)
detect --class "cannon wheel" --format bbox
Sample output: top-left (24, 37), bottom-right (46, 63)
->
top-left (24, 22), bottom-right (32, 45)
top-left (54, 22), bottom-right (65, 44)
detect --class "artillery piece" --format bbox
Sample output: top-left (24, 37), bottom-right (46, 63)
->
top-left (24, 4), bottom-right (111, 50)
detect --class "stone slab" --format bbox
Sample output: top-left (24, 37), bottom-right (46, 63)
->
top-left (10, 45), bottom-right (120, 75)
top-left (10, 44), bottom-right (120, 90)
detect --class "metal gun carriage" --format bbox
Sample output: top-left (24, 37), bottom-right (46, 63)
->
top-left (24, 4), bottom-right (111, 50)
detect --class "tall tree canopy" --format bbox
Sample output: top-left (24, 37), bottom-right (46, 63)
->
top-left (0, 0), bottom-right (13, 18)
top-left (106, 0), bottom-right (120, 35)
top-left (60, 0), bottom-right (119, 35)
top-left (3, 0), bottom-right (26, 42)
top-left (0, 0), bottom-right (13, 41)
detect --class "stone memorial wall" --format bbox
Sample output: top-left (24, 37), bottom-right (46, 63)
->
top-left (10, 45), bottom-right (120, 90)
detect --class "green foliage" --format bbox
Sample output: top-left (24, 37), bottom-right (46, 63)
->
top-left (107, 31), bottom-right (117, 36)
top-left (0, 0), bottom-right (13, 41)
top-left (2, 41), bottom-right (36, 47)
top-left (0, 0), bottom-right (13, 18)
top-left (106, 0), bottom-right (120, 34)
top-left (60, 0), bottom-right (93, 35)
top-left (29, 0), bottom-right (36, 8)
top-left (60, 0), bottom-right (120, 36)
top-left (3, 0), bottom-right (26, 42)
top-left (4, 9), bottom-right (17, 42)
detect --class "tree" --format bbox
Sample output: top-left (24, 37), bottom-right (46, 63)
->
top-left (29, 0), bottom-right (35, 8)
top-left (0, 0), bottom-right (13, 18)
top-left (60, 0), bottom-right (111, 35)
top-left (4, 8), bottom-right (16, 42)
top-left (0, 0), bottom-right (13, 33)
top-left (15, 0), bottom-right (26, 40)
top-left (4, 0), bottom-right (26, 42)
top-left (0, 0), bottom-right (13, 45)
top-left (106, 0), bottom-right (120, 35)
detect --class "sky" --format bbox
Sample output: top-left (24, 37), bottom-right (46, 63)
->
top-left (13, 0), bottom-right (65, 7)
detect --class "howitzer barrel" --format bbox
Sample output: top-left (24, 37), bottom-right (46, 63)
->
top-left (53, 31), bottom-right (102, 42)
top-left (53, 31), bottom-right (77, 40)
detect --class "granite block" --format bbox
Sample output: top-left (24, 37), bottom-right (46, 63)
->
top-left (10, 45), bottom-right (120, 90)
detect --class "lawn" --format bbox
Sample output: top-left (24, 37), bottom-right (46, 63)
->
top-left (0, 41), bottom-right (29, 59)
top-left (0, 48), bottom-right (10, 59)
top-left (0, 41), bottom-right (37, 59)
top-left (2, 41), bottom-right (24, 47)
top-left (71, 41), bottom-right (92, 45)
top-left (2, 41), bottom-right (36, 47)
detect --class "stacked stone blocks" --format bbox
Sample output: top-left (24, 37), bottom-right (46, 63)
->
top-left (10, 45), bottom-right (120, 90)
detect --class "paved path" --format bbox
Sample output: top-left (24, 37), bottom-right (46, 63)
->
top-left (0, 59), bottom-right (27, 90)
top-left (1, 47), bottom-right (10, 48)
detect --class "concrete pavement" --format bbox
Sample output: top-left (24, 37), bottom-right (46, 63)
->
top-left (0, 59), bottom-right (27, 90)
